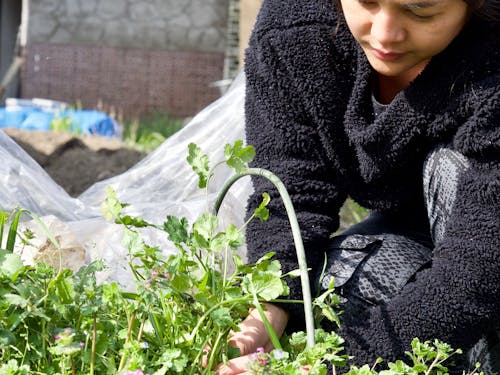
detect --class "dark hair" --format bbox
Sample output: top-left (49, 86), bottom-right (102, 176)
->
top-left (466, 0), bottom-right (500, 24)
top-left (333, 0), bottom-right (500, 26)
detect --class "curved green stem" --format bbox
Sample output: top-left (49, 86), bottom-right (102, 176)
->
top-left (213, 167), bottom-right (315, 348)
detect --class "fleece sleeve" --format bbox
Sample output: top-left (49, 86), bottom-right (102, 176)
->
top-left (243, 28), bottom-right (351, 327)
top-left (338, 84), bottom-right (500, 369)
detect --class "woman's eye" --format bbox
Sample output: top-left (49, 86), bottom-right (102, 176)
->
top-left (408, 11), bottom-right (435, 19)
top-left (358, 0), bottom-right (378, 6)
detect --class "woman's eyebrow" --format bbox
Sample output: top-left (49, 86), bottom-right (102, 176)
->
top-left (403, 1), bottom-right (441, 9)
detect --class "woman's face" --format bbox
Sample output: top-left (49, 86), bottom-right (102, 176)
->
top-left (340, 0), bottom-right (469, 80)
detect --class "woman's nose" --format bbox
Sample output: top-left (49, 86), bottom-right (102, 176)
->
top-left (371, 11), bottom-right (406, 45)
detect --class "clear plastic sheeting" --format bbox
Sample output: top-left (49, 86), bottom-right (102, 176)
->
top-left (1, 72), bottom-right (251, 287)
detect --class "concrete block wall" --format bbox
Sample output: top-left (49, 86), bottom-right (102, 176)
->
top-left (21, 0), bottom-right (229, 118)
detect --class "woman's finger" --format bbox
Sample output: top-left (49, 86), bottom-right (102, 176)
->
top-left (228, 315), bottom-right (269, 355)
top-left (215, 353), bottom-right (255, 375)
top-left (229, 303), bottom-right (288, 356)
top-left (215, 341), bottom-right (275, 375)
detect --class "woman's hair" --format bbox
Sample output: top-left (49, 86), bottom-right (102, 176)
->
top-left (333, 0), bottom-right (500, 26)
top-left (466, 0), bottom-right (500, 24)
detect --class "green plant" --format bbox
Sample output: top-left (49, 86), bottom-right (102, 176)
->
top-left (123, 112), bottom-right (184, 152)
top-left (0, 209), bottom-right (27, 252)
top-left (0, 141), bottom-right (482, 375)
top-left (50, 113), bottom-right (81, 135)
top-left (339, 199), bottom-right (369, 232)
top-left (246, 336), bottom-right (484, 375)
top-left (0, 141), bottom-right (302, 374)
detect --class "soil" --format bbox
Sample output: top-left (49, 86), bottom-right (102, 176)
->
top-left (4, 128), bottom-right (147, 197)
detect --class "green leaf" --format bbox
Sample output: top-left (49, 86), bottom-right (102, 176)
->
top-left (0, 359), bottom-right (30, 374)
top-left (193, 231), bottom-right (209, 249)
top-left (255, 252), bottom-right (276, 265)
top-left (226, 157), bottom-right (246, 175)
top-left (224, 287), bottom-right (244, 300)
top-left (119, 215), bottom-right (149, 228)
top-left (197, 271), bottom-right (210, 292)
top-left (210, 224), bottom-right (244, 252)
top-left (171, 273), bottom-right (191, 293)
top-left (5, 209), bottom-right (27, 252)
top-left (101, 186), bottom-right (126, 221)
top-left (49, 344), bottom-right (81, 356)
top-left (157, 349), bottom-right (188, 372)
top-left (244, 270), bottom-right (288, 301)
top-left (164, 216), bottom-right (190, 244)
top-left (3, 293), bottom-right (28, 308)
top-left (121, 228), bottom-right (144, 254)
top-left (210, 307), bottom-right (233, 328)
top-left (210, 232), bottom-right (227, 253)
top-left (0, 329), bottom-right (16, 346)
top-left (434, 339), bottom-right (454, 358)
top-left (386, 360), bottom-right (413, 373)
top-left (232, 253), bottom-right (244, 269)
top-left (76, 259), bottom-right (106, 277)
top-left (346, 364), bottom-right (375, 375)
top-left (0, 250), bottom-right (24, 281)
top-left (193, 212), bottom-right (218, 242)
top-left (187, 143), bottom-right (211, 188)
top-left (288, 331), bottom-right (307, 350)
top-left (285, 269), bottom-right (302, 278)
top-left (254, 192), bottom-right (271, 221)
top-left (0, 211), bottom-right (8, 249)
top-left (315, 299), bottom-right (340, 327)
top-left (50, 269), bottom-right (75, 304)
top-left (225, 224), bottom-right (244, 249)
top-left (224, 140), bottom-right (256, 174)
top-left (227, 346), bottom-right (242, 360)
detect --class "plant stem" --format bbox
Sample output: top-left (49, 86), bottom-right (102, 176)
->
top-left (213, 168), bottom-right (316, 348)
top-left (189, 297), bottom-right (251, 342)
top-left (189, 336), bottom-right (210, 375)
top-left (90, 313), bottom-right (97, 375)
top-left (137, 318), bottom-right (146, 342)
top-left (148, 312), bottom-right (164, 346)
top-left (21, 324), bottom-right (29, 366)
top-left (252, 297), bottom-right (282, 350)
top-left (118, 310), bottom-right (136, 371)
top-left (205, 331), bottom-right (225, 374)
top-left (0, 211), bottom-right (5, 248)
top-left (222, 244), bottom-right (229, 297)
top-left (424, 354), bottom-right (442, 375)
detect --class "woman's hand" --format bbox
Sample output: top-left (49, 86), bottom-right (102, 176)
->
top-left (215, 303), bottom-right (289, 375)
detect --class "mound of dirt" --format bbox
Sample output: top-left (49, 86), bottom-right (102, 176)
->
top-left (4, 128), bottom-right (147, 197)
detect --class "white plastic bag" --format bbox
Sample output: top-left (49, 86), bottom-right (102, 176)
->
top-left (1, 72), bottom-right (252, 287)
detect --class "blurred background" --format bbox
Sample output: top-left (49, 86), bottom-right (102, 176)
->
top-left (0, 0), bottom-right (368, 224)
top-left (0, 0), bottom-right (263, 118)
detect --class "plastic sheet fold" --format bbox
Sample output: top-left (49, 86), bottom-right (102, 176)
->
top-left (0, 72), bottom-right (252, 287)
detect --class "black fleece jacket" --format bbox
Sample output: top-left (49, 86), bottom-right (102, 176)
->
top-left (244, 0), bottom-right (500, 368)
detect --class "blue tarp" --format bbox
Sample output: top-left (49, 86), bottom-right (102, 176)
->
top-left (0, 101), bottom-right (122, 138)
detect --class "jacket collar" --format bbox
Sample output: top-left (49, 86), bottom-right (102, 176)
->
top-left (343, 20), bottom-right (499, 182)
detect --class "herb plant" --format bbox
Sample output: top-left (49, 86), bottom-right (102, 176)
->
top-left (0, 140), bottom-right (482, 374)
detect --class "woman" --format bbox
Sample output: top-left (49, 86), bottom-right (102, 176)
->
top-left (217, 0), bottom-right (500, 373)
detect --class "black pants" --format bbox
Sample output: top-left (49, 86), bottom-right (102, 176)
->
top-left (319, 147), bottom-right (500, 374)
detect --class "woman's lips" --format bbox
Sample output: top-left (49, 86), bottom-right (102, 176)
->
top-left (371, 48), bottom-right (406, 61)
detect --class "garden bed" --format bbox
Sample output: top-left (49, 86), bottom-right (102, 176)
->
top-left (3, 128), bottom-right (146, 196)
